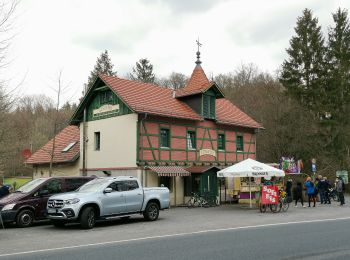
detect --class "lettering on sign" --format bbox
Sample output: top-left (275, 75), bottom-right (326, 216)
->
top-left (199, 149), bottom-right (216, 158)
top-left (261, 185), bottom-right (279, 205)
top-left (93, 104), bottom-right (120, 117)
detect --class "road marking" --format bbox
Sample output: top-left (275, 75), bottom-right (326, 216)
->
top-left (1, 216), bottom-right (350, 257)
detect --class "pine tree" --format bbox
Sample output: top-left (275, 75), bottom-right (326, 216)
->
top-left (280, 9), bottom-right (326, 113)
top-left (129, 58), bottom-right (155, 84)
top-left (84, 50), bottom-right (117, 91)
top-left (326, 8), bottom-right (350, 117)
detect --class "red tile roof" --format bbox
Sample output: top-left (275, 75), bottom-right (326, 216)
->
top-left (99, 63), bottom-right (262, 129)
top-left (175, 65), bottom-right (212, 97)
top-left (100, 75), bottom-right (202, 121)
top-left (26, 125), bottom-right (80, 165)
top-left (216, 99), bottom-right (262, 129)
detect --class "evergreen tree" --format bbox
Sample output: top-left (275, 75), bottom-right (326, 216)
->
top-left (280, 9), bottom-right (326, 113)
top-left (129, 58), bottom-right (155, 84)
top-left (84, 50), bottom-right (117, 91)
top-left (326, 8), bottom-right (350, 117)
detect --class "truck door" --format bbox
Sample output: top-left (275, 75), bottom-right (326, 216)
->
top-left (124, 180), bottom-right (143, 212)
top-left (101, 181), bottom-right (126, 215)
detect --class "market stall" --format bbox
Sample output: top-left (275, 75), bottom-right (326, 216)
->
top-left (217, 158), bottom-right (285, 208)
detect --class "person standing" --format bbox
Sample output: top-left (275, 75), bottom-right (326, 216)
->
top-left (317, 176), bottom-right (326, 204)
top-left (0, 181), bottom-right (10, 199)
top-left (305, 177), bottom-right (316, 207)
top-left (324, 177), bottom-right (331, 204)
top-left (286, 178), bottom-right (293, 203)
top-left (294, 182), bottom-right (305, 208)
top-left (336, 177), bottom-right (345, 206)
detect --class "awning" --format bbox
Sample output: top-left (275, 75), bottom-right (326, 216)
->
top-left (186, 165), bottom-right (221, 174)
top-left (147, 166), bottom-right (191, 177)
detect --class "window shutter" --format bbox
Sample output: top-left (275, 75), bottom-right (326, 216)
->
top-left (203, 94), bottom-right (209, 117)
top-left (209, 96), bottom-right (216, 119)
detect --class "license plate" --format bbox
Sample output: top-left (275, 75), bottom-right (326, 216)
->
top-left (47, 208), bottom-right (57, 214)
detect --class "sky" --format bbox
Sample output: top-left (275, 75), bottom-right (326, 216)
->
top-left (2, 0), bottom-right (349, 105)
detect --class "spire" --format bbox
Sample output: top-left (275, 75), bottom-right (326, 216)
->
top-left (195, 38), bottom-right (202, 66)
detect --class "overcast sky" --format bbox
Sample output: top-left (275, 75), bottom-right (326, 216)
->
top-left (3, 0), bottom-right (349, 105)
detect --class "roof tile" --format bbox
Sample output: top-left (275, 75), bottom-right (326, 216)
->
top-left (26, 125), bottom-right (80, 165)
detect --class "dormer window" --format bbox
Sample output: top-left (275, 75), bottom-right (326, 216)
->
top-left (202, 94), bottom-right (216, 119)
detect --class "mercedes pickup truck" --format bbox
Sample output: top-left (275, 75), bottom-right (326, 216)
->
top-left (46, 176), bottom-right (170, 229)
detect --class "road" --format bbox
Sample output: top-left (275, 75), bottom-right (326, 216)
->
top-left (1, 201), bottom-right (350, 259)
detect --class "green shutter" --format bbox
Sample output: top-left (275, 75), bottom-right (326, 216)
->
top-left (209, 96), bottom-right (216, 119)
top-left (203, 94), bottom-right (209, 117)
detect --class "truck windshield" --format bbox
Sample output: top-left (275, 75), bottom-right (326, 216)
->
top-left (77, 179), bottom-right (108, 192)
top-left (16, 178), bottom-right (47, 193)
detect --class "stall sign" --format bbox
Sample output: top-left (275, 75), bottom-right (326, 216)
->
top-left (261, 185), bottom-right (279, 205)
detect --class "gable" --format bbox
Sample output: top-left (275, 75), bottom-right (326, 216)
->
top-left (70, 78), bottom-right (133, 124)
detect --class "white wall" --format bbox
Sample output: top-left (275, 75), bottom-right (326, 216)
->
top-left (80, 114), bottom-right (138, 169)
top-left (33, 162), bottom-right (80, 178)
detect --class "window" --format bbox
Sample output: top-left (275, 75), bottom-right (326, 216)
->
top-left (39, 179), bottom-right (62, 195)
top-left (187, 131), bottom-right (196, 149)
top-left (94, 132), bottom-right (100, 151)
top-left (160, 128), bottom-right (170, 148)
top-left (65, 178), bottom-right (90, 192)
top-left (62, 141), bottom-right (77, 152)
top-left (236, 135), bottom-right (244, 152)
top-left (108, 181), bottom-right (124, 192)
top-left (218, 134), bottom-right (225, 150)
top-left (100, 90), bottom-right (113, 104)
top-left (202, 94), bottom-right (216, 119)
top-left (125, 180), bottom-right (139, 191)
top-left (159, 177), bottom-right (172, 192)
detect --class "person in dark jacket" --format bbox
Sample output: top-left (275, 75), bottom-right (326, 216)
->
top-left (317, 176), bottom-right (327, 204)
top-left (324, 177), bottom-right (331, 204)
top-left (305, 177), bottom-right (316, 207)
top-left (0, 181), bottom-right (10, 199)
top-left (286, 178), bottom-right (293, 203)
top-left (294, 182), bottom-right (305, 208)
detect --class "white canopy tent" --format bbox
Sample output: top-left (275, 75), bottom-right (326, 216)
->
top-left (217, 158), bottom-right (285, 208)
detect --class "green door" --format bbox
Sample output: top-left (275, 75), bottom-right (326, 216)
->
top-left (200, 169), bottom-right (218, 196)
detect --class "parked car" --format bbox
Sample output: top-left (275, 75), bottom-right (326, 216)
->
top-left (47, 176), bottom-right (170, 229)
top-left (0, 176), bottom-right (94, 227)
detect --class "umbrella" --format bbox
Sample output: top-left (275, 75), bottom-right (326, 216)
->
top-left (217, 158), bottom-right (285, 208)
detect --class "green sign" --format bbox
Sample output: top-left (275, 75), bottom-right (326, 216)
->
top-left (336, 170), bottom-right (348, 184)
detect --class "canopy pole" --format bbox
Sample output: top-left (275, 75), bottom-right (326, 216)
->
top-left (249, 177), bottom-right (252, 208)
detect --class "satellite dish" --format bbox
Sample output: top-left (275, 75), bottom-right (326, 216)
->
top-left (22, 149), bottom-right (32, 159)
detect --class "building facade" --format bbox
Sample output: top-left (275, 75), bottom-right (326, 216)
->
top-left (27, 54), bottom-right (262, 206)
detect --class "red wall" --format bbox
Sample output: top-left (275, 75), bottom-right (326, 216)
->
top-left (138, 116), bottom-right (256, 165)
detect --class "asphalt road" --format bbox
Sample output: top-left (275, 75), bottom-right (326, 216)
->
top-left (1, 200), bottom-right (350, 260)
top-left (2, 218), bottom-right (350, 260)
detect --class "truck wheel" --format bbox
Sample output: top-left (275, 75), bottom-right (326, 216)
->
top-left (16, 209), bottom-right (34, 228)
top-left (51, 220), bottom-right (66, 228)
top-left (143, 202), bottom-right (159, 221)
top-left (80, 207), bottom-right (96, 229)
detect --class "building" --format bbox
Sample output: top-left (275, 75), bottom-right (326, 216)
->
top-left (27, 52), bottom-right (262, 205)
top-left (26, 125), bottom-right (80, 177)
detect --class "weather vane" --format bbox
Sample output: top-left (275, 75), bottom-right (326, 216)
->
top-left (195, 37), bottom-right (202, 65)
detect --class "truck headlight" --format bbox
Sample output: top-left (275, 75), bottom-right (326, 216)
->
top-left (2, 203), bottom-right (16, 211)
top-left (64, 198), bottom-right (80, 205)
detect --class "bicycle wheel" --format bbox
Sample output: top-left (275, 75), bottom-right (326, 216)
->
top-left (270, 203), bottom-right (278, 213)
top-left (281, 199), bottom-right (289, 212)
top-left (187, 197), bottom-right (195, 208)
top-left (259, 203), bottom-right (267, 213)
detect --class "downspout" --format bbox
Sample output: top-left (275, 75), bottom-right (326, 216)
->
top-left (82, 108), bottom-right (87, 176)
top-left (140, 113), bottom-right (148, 186)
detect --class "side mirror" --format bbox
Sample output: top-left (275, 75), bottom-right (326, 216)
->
top-left (38, 189), bottom-right (49, 196)
top-left (104, 188), bottom-right (113, 193)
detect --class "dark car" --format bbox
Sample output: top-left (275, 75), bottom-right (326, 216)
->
top-left (0, 176), bottom-right (94, 227)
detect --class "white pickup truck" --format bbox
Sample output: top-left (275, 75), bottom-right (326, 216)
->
top-left (46, 176), bottom-right (170, 229)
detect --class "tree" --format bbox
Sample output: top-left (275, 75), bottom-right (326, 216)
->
top-left (326, 8), bottom-right (350, 116)
top-left (129, 58), bottom-right (155, 83)
top-left (280, 9), bottom-right (326, 113)
top-left (84, 50), bottom-right (117, 91)
top-left (157, 72), bottom-right (188, 89)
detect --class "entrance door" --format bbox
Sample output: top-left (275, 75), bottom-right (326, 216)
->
top-left (200, 169), bottom-right (218, 196)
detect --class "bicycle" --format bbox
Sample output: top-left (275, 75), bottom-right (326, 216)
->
top-left (187, 192), bottom-right (207, 208)
top-left (202, 192), bottom-right (219, 207)
top-left (277, 189), bottom-right (289, 212)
